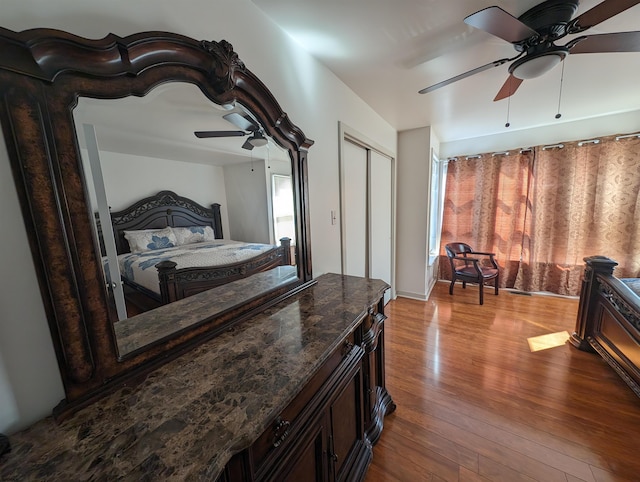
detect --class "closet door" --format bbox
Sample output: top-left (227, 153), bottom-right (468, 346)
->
top-left (369, 150), bottom-right (392, 304)
top-left (342, 140), bottom-right (368, 278)
top-left (341, 137), bottom-right (393, 304)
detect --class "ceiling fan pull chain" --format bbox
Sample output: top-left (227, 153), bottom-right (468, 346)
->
top-left (505, 76), bottom-right (512, 128)
top-left (555, 61), bottom-right (565, 120)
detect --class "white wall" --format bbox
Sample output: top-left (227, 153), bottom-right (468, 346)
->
top-left (223, 160), bottom-right (270, 243)
top-left (440, 110), bottom-right (640, 158)
top-left (396, 127), bottom-right (433, 300)
top-left (0, 0), bottom-right (397, 432)
top-left (0, 134), bottom-right (65, 433)
top-left (99, 152), bottom-right (227, 212)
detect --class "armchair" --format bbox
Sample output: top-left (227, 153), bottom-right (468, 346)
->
top-left (445, 243), bottom-right (499, 305)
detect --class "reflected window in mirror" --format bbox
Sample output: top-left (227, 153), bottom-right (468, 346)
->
top-left (272, 173), bottom-right (296, 245)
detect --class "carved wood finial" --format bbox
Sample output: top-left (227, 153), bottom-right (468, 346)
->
top-left (201, 39), bottom-right (245, 93)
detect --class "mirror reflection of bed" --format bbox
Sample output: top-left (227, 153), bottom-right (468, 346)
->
top-left (73, 83), bottom-right (298, 355)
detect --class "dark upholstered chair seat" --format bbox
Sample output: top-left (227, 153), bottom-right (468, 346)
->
top-left (457, 266), bottom-right (499, 278)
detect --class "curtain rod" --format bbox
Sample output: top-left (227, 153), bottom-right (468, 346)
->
top-left (577, 139), bottom-right (600, 146)
top-left (492, 151), bottom-right (510, 157)
top-left (519, 148), bottom-right (532, 153)
top-left (446, 157), bottom-right (458, 162)
top-left (616, 132), bottom-right (640, 140)
top-left (542, 143), bottom-right (564, 150)
top-left (465, 154), bottom-right (481, 160)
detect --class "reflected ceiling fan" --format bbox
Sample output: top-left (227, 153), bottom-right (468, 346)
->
top-left (194, 111), bottom-right (268, 150)
top-left (418, 0), bottom-right (640, 101)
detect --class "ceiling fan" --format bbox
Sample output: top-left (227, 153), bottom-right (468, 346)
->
top-left (418, 0), bottom-right (640, 101)
top-left (194, 111), bottom-right (268, 150)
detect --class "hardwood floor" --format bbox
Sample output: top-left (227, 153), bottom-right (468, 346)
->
top-left (366, 282), bottom-right (640, 482)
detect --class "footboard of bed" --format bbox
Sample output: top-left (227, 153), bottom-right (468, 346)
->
top-left (571, 256), bottom-right (640, 398)
top-left (156, 238), bottom-right (292, 304)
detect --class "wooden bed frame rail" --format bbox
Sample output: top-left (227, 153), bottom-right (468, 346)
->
top-left (156, 238), bottom-right (291, 304)
top-left (571, 256), bottom-right (640, 398)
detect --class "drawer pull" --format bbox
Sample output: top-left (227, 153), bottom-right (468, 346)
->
top-left (272, 418), bottom-right (291, 448)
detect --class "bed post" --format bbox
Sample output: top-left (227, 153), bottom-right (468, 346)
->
top-left (280, 237), bottom-right (291, 265)
top-left (157, 261), bottom-right (179, 304)
top-left (570, 256), bottom-right (618, 351)
top-left (212, 203), bottom-right (223, 239)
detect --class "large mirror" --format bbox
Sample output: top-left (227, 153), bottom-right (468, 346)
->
top-left (0, 27), bottom-right (313, 419)
top-left (74, 83), bottom-right (299, 357)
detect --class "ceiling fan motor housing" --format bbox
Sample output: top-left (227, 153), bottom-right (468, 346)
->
top-left (517, 0), bottom-right (580, 45)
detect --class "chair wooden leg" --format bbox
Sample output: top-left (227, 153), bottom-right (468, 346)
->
top-left (494, 275), bottom-right (499, 295)
top-left (479, 282), bottom-right (484, 305)
top-left (462, 281), bottom-right (466, 289)
top-left (449, 278), bottom-right (455, 295)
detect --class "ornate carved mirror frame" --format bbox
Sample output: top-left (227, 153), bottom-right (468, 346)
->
top-left (0, 27), bottom-right (314, 419)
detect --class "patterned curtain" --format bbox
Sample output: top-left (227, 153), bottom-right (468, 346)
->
top-left (439, 134), bottom-right (640, 296)
top-left (439, 150), bottom-right (533, 287)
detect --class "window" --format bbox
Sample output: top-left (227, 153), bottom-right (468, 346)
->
top-left (428, 152), bottom-right (447, 266)
top-left (271, 174), bottom-right (296, 244)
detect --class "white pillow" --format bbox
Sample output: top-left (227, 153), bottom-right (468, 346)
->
top-left (172, 226), bottom-right (216, 246)
top-left (124, 227), bottom-right (177, 253)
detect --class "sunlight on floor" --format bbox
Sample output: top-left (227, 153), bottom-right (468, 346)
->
top-left (527, 331), bottom-right (570, 352)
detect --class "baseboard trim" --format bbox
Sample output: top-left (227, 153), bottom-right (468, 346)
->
top-left (396, 291), bottom-right (428, 301)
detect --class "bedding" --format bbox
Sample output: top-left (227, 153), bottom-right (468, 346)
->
top-left (124, 227), bottom-right (177, 253)
top-left (621, 278), bottom-right (640, 298)
top-left (119, 239), bottom-right (278, 295)
top-left (172, 225), bottom-right (216, 246)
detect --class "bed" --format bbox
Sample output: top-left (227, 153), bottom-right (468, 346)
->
top-left (101, 190), bottom-right (293, 311)
top-left (571, 256), bottom-right (640, 398)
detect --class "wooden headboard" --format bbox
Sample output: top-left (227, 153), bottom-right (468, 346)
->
top-left (108, 190), bottom-right (223, 254)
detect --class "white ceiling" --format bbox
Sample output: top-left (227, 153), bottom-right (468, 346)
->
top-left (74, 83), bottom-right (289, 167)
top-left (251, 0), bottom-right (640, 143)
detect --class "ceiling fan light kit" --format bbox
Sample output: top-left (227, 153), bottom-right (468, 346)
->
top-left (418, 0), bottom-right (640, 100)
top-left (509, 47), bottom-right (568, 79)
top-left (248, 132), bottom-right (268, 147)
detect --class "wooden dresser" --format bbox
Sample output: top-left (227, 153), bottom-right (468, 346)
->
top-left (0, 274), bottom-right (394, 481)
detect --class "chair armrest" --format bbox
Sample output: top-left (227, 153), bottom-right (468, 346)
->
top-left (471, 251), bottom-right (499, 269)
top-left (452, 255), bottom-right (480, 262)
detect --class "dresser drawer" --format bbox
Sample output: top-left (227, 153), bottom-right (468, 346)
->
top-left (251, 332), bottom-right (356, 476)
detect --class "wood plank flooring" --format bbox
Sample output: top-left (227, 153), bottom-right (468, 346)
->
top-left (365, 282), bottom-right (640, 482)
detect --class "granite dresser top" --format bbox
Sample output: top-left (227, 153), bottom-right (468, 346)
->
top-left (0, 273), bottom-right (389, 481)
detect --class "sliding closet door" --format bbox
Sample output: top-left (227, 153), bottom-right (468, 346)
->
top-left (342, 140), bottom-right (368, 277)
top-left (369, 150), bottom-right (392, 304)
top-left (341, 134), bottom-right (393, 304)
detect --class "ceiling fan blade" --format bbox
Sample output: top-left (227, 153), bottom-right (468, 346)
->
top-left (194, 130), bottom-right (246, 138)
top-left (572, 0), bottom-right (640, 31)
top-left (464, 6), bottom-right (538, 43)
top-left (241, 138), bottom-right (255, 150)
top-left (568, 31), bottom-right (640, 53)
top-left (223, 112), bottom-right (259, 132)
top-left (493, 75), bottom-right (524, 101)
top-left (419, 58), bottom-right (511, 94)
